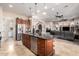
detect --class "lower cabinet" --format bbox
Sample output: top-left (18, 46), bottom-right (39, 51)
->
top-left (25, 35), bottom-right (31, 49)
top-left (22, 34), bottom-right (55, 56)
top-left (37, 38), bottom-right (54, 56)
top-left (37, 39), bottom-right (45, 56)
top-left (22, 34), bottom-right (31, 49)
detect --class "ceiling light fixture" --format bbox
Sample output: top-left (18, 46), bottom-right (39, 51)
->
top-left (52, 8), bottom-right (54, 11)
top-left (55, 3), bottom-right (60, 5)
top-left (9, 4), bottom-right (13, 8)
top-left (44, 6), bottom-right (48, 9)
top-left (37, 10), bottom-right (40, 13)
top-left (42, 12), bottom-right (47, 15)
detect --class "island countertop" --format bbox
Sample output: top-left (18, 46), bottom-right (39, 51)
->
top-left (22, 32), bottom-right (55, 56)
top-left (23, 33), bottom-right (54, 40)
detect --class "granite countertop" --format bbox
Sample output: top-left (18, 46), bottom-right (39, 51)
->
top-left (23, 33), bottom-right (54, 40)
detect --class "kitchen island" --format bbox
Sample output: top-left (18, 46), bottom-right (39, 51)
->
top-left (22, 33), bottom-right (55, 56)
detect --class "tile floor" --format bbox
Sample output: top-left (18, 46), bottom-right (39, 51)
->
top-left (0, 38), bottom-right (79, 56)
top-left (54, 38), bottom-right (79, 56)
top-left (0, 40), bottom-right (35, 56)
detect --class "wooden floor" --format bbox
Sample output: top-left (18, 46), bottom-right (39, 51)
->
top-left (0, 38), bottom-right (79, 56)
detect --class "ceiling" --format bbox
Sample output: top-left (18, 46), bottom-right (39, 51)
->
top-left (0, 3), bottom-right (79, 21)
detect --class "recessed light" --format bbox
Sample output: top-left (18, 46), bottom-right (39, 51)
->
top-left (32, 15), bottom-right (38, 19)
top-left (37, 10), bottom-right (40, 13)
top-left (44, 6), bottom-right (48, 9)
top-left (9, 4), bottom-right (13, 8)
top-left (55, 3), bottom-right (60, 5)
top-left (52, 8), bottom-right (54, 11)
top-left (42, 12), bottom-right (47, 15)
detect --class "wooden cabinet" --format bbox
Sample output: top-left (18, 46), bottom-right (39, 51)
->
top-left (22, 34), bottom-right (55, 56)
top-left (37, 38), bottom-right (54, 56)
top-left (46, 39), bottom-right (55, 55)
top-left (25, 34), bottom-right (31, 49)
top-left (22, 34), bottom-right (26, 45)
top-left (22, 34), bottom-right (31, 49)
top-left (37, 39), bottom-right (45, 56)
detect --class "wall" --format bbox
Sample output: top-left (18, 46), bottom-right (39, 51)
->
top-left (0, 6), bottom-right (28, 41)
top-left (31, 18), bottom-right (54, 34)
top-left (0, 6), bottom-right (4, 41)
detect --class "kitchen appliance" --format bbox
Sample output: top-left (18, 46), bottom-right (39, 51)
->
top-left (16, 18), bottom-right (26, 41)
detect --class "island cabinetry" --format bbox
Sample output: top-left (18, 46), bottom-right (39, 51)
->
top-left (22, 34), bottom-right (55, 56)
top-left (37, 38), bottom-right (55, 56)
top-left (22, 34), bottom-right (31, 49)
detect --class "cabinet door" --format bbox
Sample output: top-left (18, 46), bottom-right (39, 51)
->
top-left (22, 34), bottom-right (26, 45)
top-left (46, 39), bottom-right (53, 55)
top-left (26, 35), bottom-right (31, 49)
top-left (37, 39), bottom-right (45, 56)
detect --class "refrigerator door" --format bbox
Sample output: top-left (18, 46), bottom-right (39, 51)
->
top-left (17, 24), bottom-right (23, 41)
